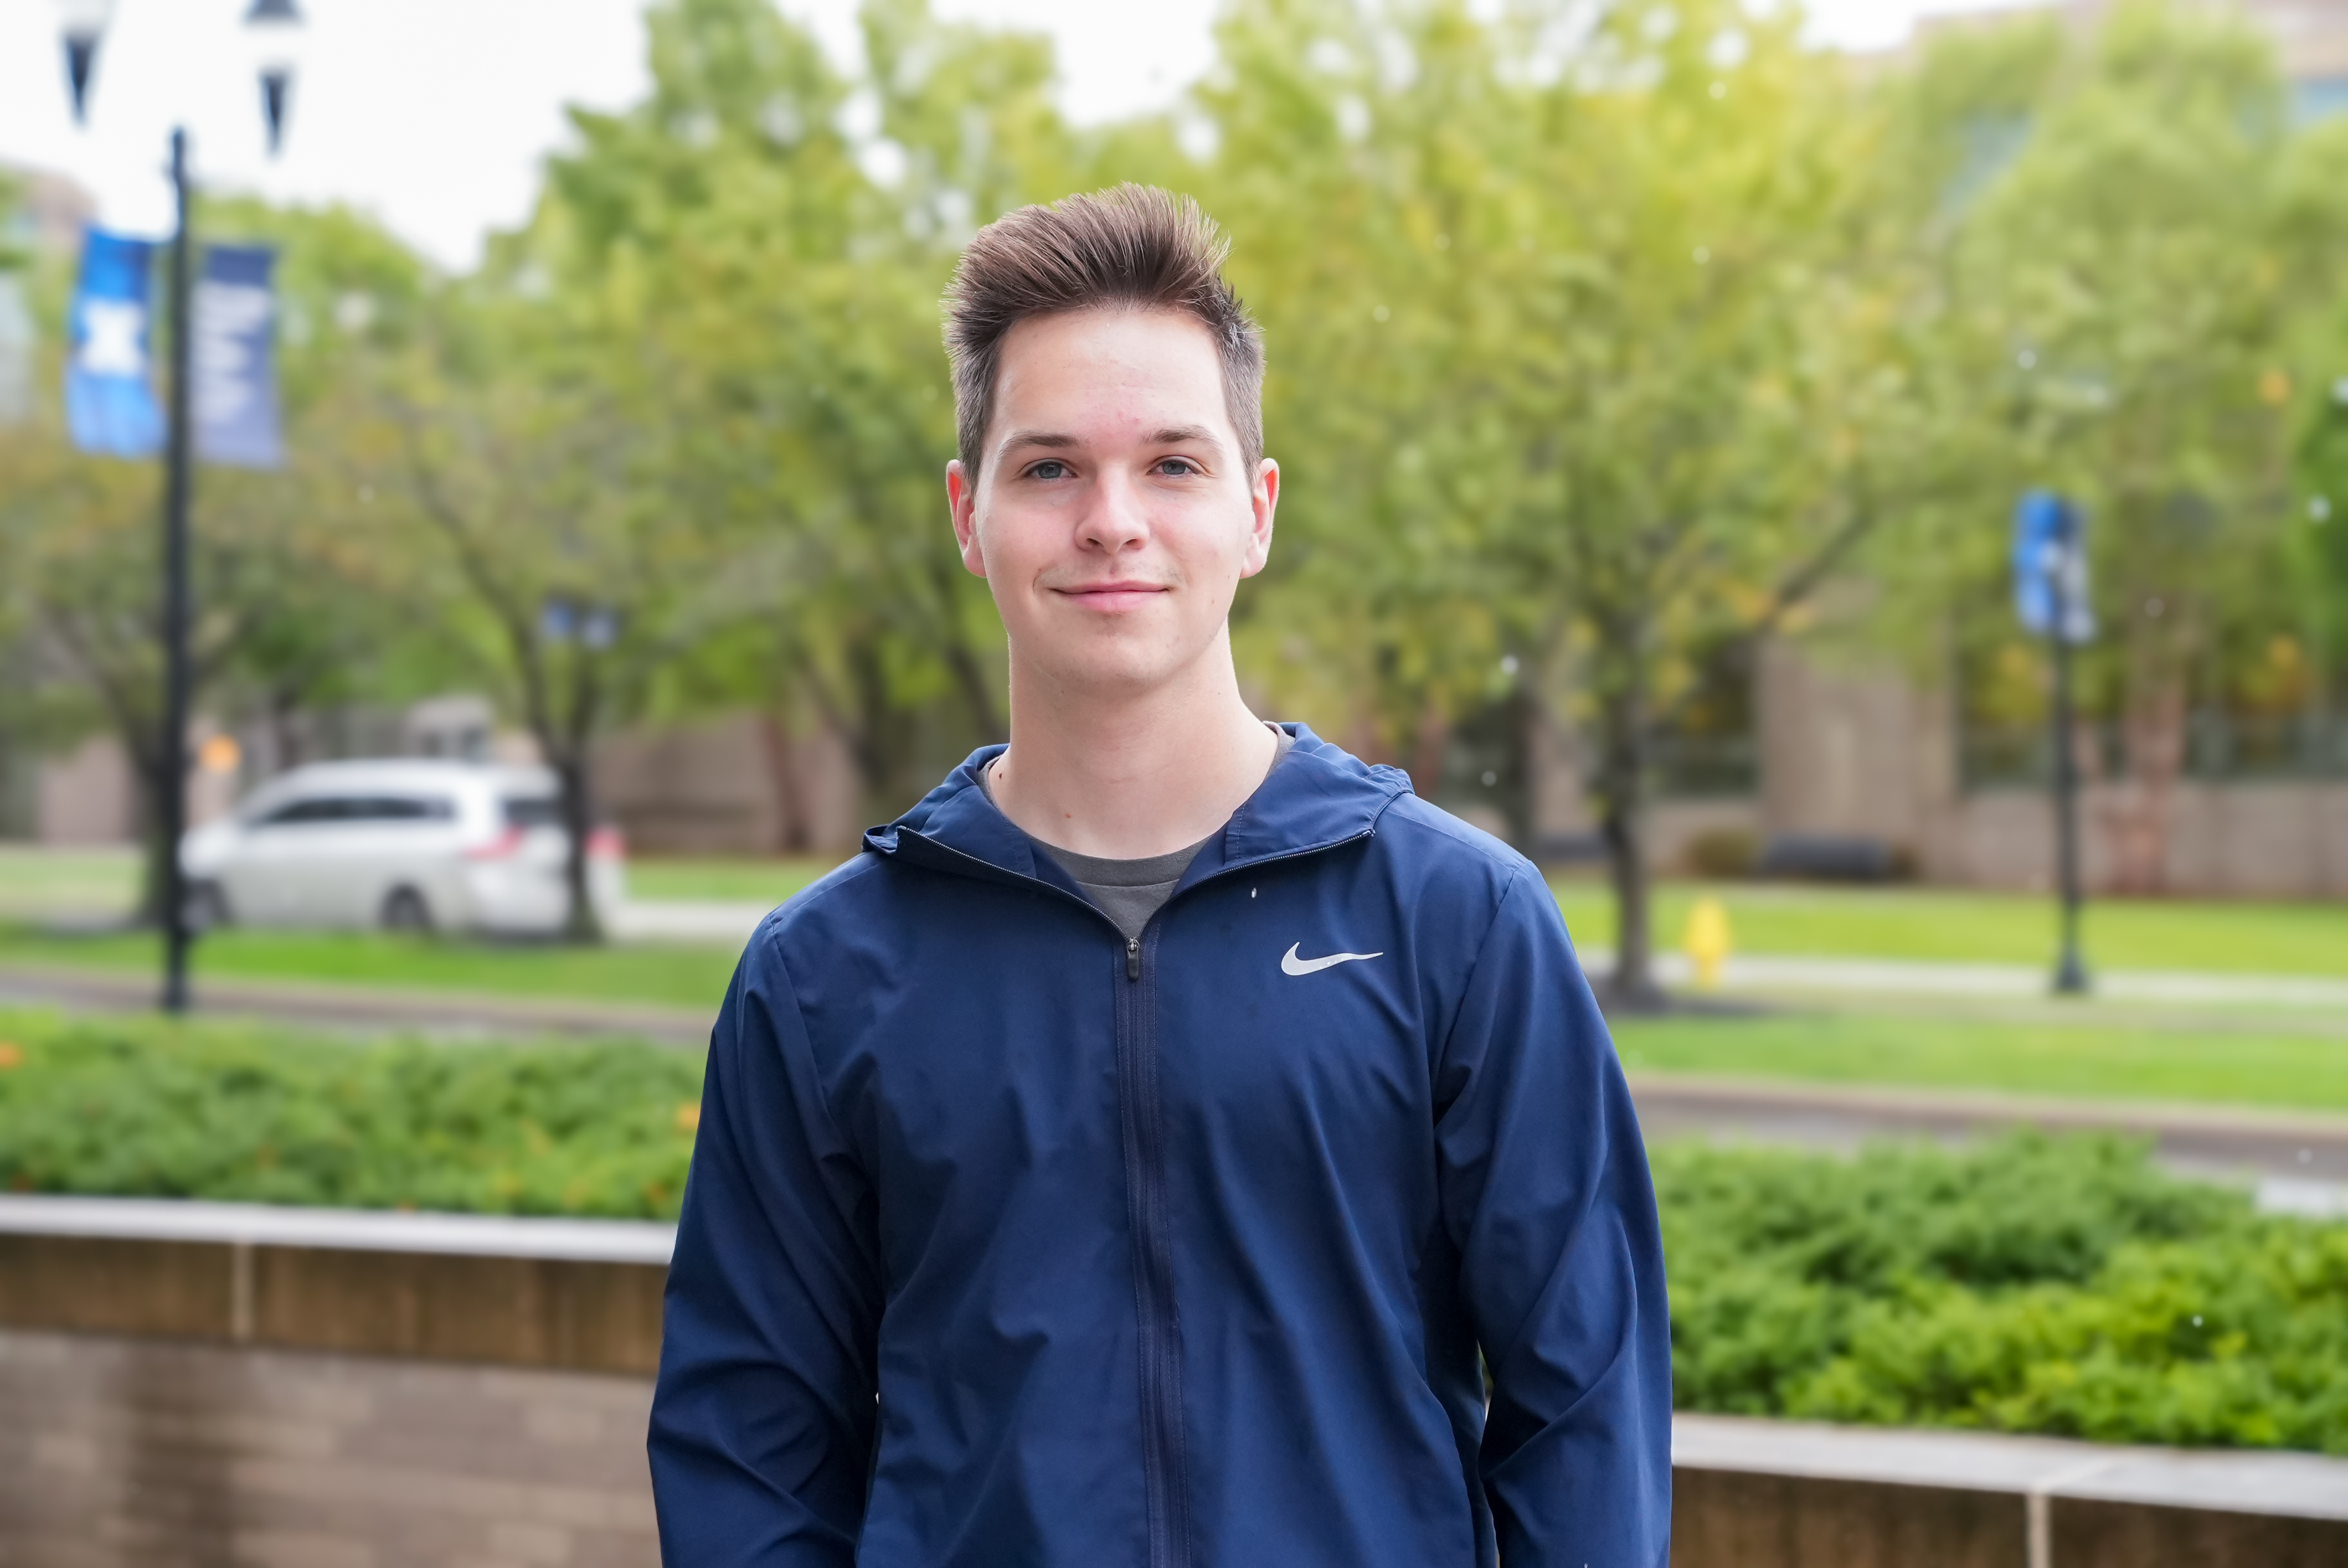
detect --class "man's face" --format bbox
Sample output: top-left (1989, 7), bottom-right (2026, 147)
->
top-left (948, 308), bottom-right (1276, 698)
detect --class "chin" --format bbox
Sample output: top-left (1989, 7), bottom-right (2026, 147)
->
top-left (1028, 631), bottom-right (1196, 694)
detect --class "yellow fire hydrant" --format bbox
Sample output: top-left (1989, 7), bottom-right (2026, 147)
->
top-left (1682, 897), bottom-right (1733, 991)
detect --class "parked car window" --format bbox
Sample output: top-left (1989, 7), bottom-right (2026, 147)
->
top-left (255, 797), bottom-right (349, 827)
top-left (503, 797), bottom-right (563, 829)
top-left (253, 794), bottom-right (455, 827)
top-left (349, 796), bottom-right (457, 822)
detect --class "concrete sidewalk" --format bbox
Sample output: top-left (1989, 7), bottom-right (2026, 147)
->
top-left (606, 898), bottom-right (774, 944)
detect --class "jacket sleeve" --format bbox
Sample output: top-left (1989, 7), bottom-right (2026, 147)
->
top-left (648, 934), bottom-right (884, 1565)
top-left (1434, 866), bottom-right (1673, 1567)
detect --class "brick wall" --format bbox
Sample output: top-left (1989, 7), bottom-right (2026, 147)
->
top-left (0, 1328), bottom-right (657, 1568)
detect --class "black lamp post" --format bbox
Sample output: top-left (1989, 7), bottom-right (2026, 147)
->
top-left (2044, 502), bottom-right (2090, 997)
top-left (60, 0), bottom-right (307, 1013)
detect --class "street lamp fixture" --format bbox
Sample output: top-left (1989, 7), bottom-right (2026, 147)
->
top-left (244, 0), bottom-right (306, 157)
top-left (58, 0), bottom-right (117, 124)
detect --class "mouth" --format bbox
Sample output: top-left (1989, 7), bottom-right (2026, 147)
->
top-left (1053, 581), bottom-right (1170, 612)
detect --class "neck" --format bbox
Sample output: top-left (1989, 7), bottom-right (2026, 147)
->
top-left (988, 629), bottom-right (1276, 858)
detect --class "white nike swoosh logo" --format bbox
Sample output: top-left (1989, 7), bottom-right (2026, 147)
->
top-left (1281, 942), bottom-right (1384, 977)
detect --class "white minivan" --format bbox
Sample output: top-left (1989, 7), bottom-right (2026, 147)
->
top-left (180, 760), bottom-right (625, 935)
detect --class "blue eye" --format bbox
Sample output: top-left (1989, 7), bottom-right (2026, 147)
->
top-left (1156, 458), bottom-right (1198, 476)
top-left (1029, 460), bottom-right (1070, 480)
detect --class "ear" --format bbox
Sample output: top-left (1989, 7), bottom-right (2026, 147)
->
top-left (1239, 458), bottom-right (1279, 579)
top-left (947, 459), bottom-right (987, 577)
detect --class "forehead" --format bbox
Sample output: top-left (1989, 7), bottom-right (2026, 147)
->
top-left (992, 308), bottom-right (1229, 437)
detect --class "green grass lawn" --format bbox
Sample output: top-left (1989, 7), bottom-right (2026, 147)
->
top-left (1551, 879), bottom-right (2348, 977)
top-left (0, 846), bottom-right (140, 920)
top-left (624, 855), bottom-right (840, 904)
top-left (0, 925), bottom-right (738, 1012)
top-left (1613, 1000), bottom-right (2348, 1114)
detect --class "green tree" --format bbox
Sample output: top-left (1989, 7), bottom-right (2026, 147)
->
top-left (1197, 0), bottom-right (1915, 1003)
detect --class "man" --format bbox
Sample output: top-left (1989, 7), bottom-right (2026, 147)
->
top-left (650, 184), bottom-right (1671, 1567)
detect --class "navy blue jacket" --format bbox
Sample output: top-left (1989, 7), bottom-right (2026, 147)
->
top-left (650, 728), bottom-right (1671, 1566)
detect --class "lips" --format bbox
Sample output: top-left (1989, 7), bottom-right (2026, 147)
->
top-left (1056, 581), bottom-right (1168, 611)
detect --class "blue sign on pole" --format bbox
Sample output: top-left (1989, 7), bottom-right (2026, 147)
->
top-left (193, 243), bottom-right (283, 469)
top-left (65, 227), bottom-right (164, 459)
top-left (2012, 489), bottom-right (2095, 644)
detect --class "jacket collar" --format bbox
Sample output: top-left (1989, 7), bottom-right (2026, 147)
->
top-left (863, 724), bottom-right (1414, 894)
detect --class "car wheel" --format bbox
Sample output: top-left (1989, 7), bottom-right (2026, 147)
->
top-left (380, 886), bottom-right (434, 933)
top-left (185, 881), bottom-right (231, 933)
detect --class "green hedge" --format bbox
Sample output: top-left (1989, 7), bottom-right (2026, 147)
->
top-left (1, 1009), bottom-right (2341, 1453)
top-left (1658, 1135), bottom-right (2348, 1453)
top-left (0, 1009), bottom-right (702, 1218)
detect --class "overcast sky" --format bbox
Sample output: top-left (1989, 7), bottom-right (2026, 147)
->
top-left (0, 1), bottom-right (2001, 271)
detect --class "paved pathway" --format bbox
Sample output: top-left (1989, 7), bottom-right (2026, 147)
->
top-left (605, 899), bottom-right (774, 945)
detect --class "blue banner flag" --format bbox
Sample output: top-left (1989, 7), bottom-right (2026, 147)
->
top-left (65, 228), bottom-right (164, 458)
top-left (2012, 489), bottom-right (2096, 644)
top-left (194, 243), bottom-right (283, 469)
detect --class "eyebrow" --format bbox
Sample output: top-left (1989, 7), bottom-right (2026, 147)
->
top-left (996, 429), bottom-right (1080, 457)
top-left (1151, 425), bottom-right (1223, 449)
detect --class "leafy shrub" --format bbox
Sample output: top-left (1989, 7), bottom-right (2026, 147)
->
top-left (1657, 1134), bottom-right (2348, 1453)
top-left (0, 1008), bottom-right (703, 1218)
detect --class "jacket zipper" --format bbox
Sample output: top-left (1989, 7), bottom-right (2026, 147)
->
top-left (1118, 921), bottom-right (1189, 1568)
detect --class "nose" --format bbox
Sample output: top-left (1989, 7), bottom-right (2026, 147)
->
top-left (1077, 466), bottom-right (1150, 555)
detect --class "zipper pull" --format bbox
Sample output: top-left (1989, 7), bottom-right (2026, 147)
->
top-left (1126, 936), bottom-right (1141, 982)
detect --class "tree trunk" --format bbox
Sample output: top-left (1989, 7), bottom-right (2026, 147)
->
top-left (269, 685), bottom-right (306, 773)
top-left (2117, 675), bottom-right (2186, 895)
top-left (1597, 683), bottom-right (1664, 1012)
top-left (1503, 683), bottom-right (1538, 852)
top-left (759, 708), bottom-right (812, 855)
top-left (1408, 704), bottom-right (1450, 802)
top-left (554, 749), bottom-right (604, 944)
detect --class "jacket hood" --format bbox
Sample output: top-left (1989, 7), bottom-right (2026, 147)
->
top-left (863, 724), bottom-right (1415, 898)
